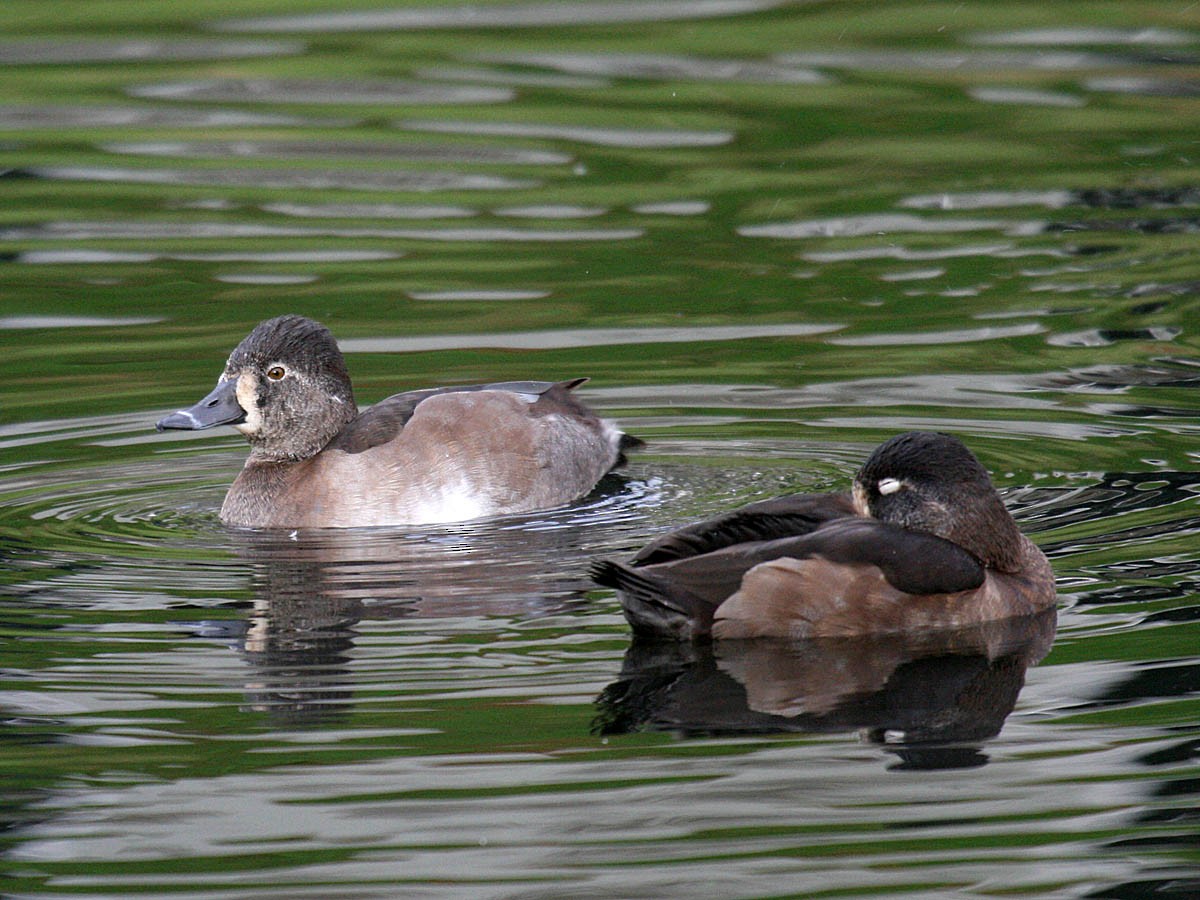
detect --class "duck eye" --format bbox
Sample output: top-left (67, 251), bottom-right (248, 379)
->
top-left (877, 477), bottom-right (902, 496)
top-left (266, 366), bottom-right (286, 381)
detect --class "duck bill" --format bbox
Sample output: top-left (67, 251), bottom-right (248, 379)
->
top-left (156, 379), bottom-right (247, 432)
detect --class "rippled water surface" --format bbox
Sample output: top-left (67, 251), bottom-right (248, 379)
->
top-left (2, 2), bottom-right (1199, 897)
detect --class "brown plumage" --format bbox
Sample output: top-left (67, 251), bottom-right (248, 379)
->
top-left (157, 315), bottom-right (638, 527)
top-left (592, 432), bottom-right (1055, 640)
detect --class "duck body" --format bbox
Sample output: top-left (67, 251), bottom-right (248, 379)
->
top-left (592, 432), bottom-right (1056, 640)
top-left (157, 316), bottom-right (636, 528)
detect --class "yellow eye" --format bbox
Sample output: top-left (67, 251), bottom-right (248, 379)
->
top-left (266, 366), bottom-right (286, 381)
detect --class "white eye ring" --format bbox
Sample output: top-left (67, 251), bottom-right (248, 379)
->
top-left (878, 477), bottom-right (902, 496)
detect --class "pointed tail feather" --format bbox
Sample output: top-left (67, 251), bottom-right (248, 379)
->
top-left (590, 559), bottom-right (713, 641)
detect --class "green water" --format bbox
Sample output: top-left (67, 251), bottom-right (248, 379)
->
top-left (1, 1), bottom-right (1199, 897)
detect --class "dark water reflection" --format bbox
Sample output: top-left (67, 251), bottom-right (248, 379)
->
top-left (223, 518), bottom-right (624, 726)
top-left (595, 610), bottom-right (1057, 770)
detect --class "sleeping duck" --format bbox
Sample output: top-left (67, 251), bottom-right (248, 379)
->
top-left (156, 315), bottom-right (638, 528)
top-left (592, 431), bottom-right (1055, 639)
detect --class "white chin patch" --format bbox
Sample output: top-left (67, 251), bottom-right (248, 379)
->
top-left (235, 373), bottom-right (263, 435)
top-left (878, 477), bottom-right (902, 496)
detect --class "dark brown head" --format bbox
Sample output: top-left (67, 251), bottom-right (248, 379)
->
top-left (157, 315), bottom-right (358, 461)
top-left (852, 431), bottom-right (1025, 572)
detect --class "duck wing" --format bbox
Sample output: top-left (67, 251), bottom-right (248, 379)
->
top-left (779, 517), bottom-right (986, 596)
top-left (329, 379), bottom-right (588, 454)
top-left (631, 492), bottom-right (857, 566)
top-left (594, 517), bottom-right (984, 641)
top-left (713, 519), bottom-right (988, 639)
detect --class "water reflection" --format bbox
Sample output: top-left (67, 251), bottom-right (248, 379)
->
top-left (595, 610), bottom-right (1057, 769)
top-left (216, 506), bottom-right (630, 725)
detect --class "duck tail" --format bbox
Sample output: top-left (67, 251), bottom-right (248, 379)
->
top-left (590, 559), bottom-right (712, 641)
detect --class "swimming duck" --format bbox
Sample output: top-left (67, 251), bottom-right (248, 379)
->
top-left (592, 431), bottom-right (1055, 640)
top-left (156, 315), bottom-right (638, 528)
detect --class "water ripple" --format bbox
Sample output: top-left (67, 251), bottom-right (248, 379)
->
top-left (0, 105), bottom-right (345, 129)
top-left (0, 440), bottom-right (840, 617)
top-left (632, 200), bottom-right (709, 215)
top-left (474, 51), bottom-right (827, 84)
top-left (21, 165), bottom-right (537, 193)
top-left (407, 289), bottom-right (551, 301)
top-left (968, 86), bottom-right (1086, 107)
top-left (901, 190), bottom-right (1076, 210)
top-left (969, 28), bottom-right (1196, 46)
top-left (0, 38), bottom-right (305, 64)
top-left (0, 315), bottom-right (162, 328)
top-left (828, 322), bottom-right (1046, 347)
top-left (495, 204), bottom-right (607, 218)
top-left (102, 139), bottom-right (571, 166)
top-left (16, 249), bottom-right (401, 265)
top-left (216, 0), bottom-right (788, 33)
top-left (416, 64), bottom-right (610, 89)
top-left (776, 49), bottom-right (1123, 72)
top-left (401, 118), bottom-right (733, 147)
top-left (1084, 76), bottom-right (1200, 98)
top-left (739, 212), bottom-right (1040, 239)
top-left (338, 322), bottom-right (842, 353)
top-left (801, 243), bottom-right (1067, 263)
top-left (261, 202), bottom-right (479, 219)
top-left (130, 78), bottom-right (514, 106)
top-left (2, 222), bottom-right (644, 242)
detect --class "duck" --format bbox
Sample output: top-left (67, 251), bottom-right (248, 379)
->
top-left (591, 431), bottom-right (1056, 640)
top-left (156, 314), bottom-right (639, 528)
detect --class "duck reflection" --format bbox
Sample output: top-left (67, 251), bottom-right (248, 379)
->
top-left (594, 609), bottom-right (1056, 769)
top-left (224, 514), bottom-right (610, 726)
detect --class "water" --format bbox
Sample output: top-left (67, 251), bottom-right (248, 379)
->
top-left (1, 1), bottom-right (1199, 897)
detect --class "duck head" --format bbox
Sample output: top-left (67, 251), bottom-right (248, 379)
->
top-left (852, 431), bottom-right (1025, 572)
top-left (156, 315), bottom-right (358, 462)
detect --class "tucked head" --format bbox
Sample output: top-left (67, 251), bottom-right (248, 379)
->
top-left (852, 431), bottom-right (1024, 571)
top-left (157, 315), bottom-right (358, 461)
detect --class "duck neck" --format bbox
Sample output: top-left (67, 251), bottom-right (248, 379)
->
top-left (221, 458), bottom-right (310, 527)
top-left (947, 491), bottom-right (1026, 573)
top-left (246, 396), bottom-right (357, 463)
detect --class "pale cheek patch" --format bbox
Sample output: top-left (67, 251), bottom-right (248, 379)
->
top-left (234, 372), bottom-right (263, 435)
top-left (852, 482), bottom-right (870, 516)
